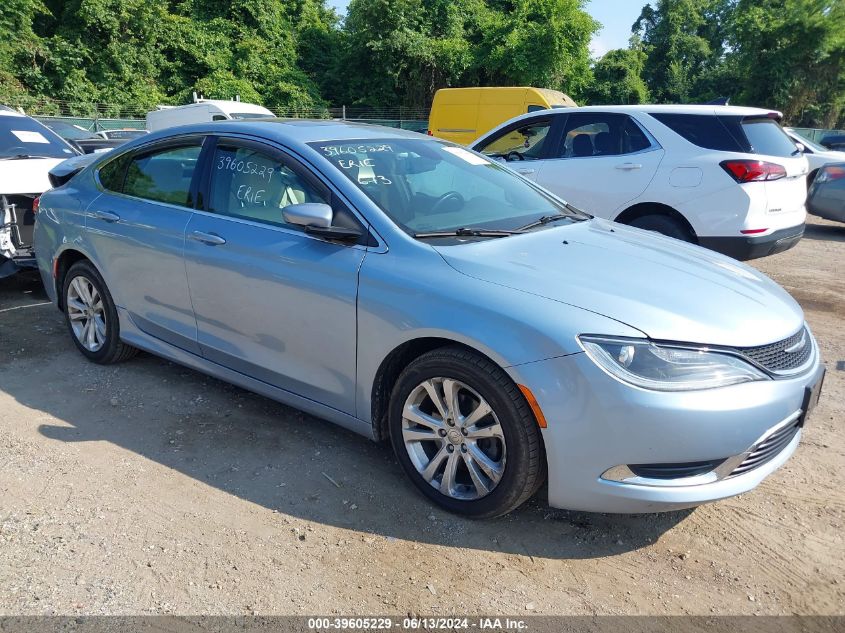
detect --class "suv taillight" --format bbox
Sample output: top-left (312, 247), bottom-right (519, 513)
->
top-left (720, 160), bottom-right (787, 183)
top-left (32, 196), bottom-right (40, 214)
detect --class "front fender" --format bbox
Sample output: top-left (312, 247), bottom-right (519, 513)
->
top-left (355, 247), bottom-right (644, 422)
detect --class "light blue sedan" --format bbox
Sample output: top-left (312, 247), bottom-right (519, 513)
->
top-left (33, 120), bottom-right (825, 517)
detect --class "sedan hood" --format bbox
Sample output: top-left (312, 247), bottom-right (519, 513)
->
top-left (0, 157), bottom-right (66, 194)
top-left (433, 219), bottom-right (804, 348)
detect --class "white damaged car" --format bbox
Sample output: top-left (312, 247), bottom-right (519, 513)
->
top-left (0, 107), bottom-right (79, 278)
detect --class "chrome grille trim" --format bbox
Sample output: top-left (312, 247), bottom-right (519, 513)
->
top-left (734, 326), bottom-right (815, 376)
top-left (727, 418), bottom-right (801, 478)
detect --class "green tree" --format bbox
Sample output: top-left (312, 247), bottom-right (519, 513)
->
top-left (338, 0), bottom-right (477, 109)
top-left (584, 47), bottom-right (650, 104)
top-left (633, 0), bottom-right (733, 103)
top-left (727, 0), bottom-right (845, 126)
top-left (43, 0), bottom-right (169, 115)
top-left (339, 0), bottom-right (597, 109)
top-left (474, 0), bottom-right (598, 97)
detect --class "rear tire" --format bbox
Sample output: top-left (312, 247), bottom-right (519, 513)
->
top-left (628, 214), bottom-right (695, 243)
top-left (62, 260), bottom-right (138, 364)
top-left (388, 346), bottom-right (545, 518)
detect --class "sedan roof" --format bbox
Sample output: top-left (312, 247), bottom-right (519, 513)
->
top-left (142, 119), bottom-right (426, 147)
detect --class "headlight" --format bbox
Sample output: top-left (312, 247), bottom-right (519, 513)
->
top-left (578, 335), bottom-right (768, 391)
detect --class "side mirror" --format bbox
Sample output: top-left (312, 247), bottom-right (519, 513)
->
top-left (795, 142), bottom-right (805, 153)
top-left (283, 202), bottom-right (333, 228)
top-left (282, 202), bottom-right (363, 242)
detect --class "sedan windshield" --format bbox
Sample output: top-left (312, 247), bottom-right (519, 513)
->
top-left (0, 116), bottom-right (77, 159)
top-left (309, 138), bottom-right (585, 235)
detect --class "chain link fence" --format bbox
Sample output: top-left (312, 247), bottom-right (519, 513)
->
top-left (791, 127), bottom-right (845, 144)
top-left (3, 97), bottom-right (429, 134)
top-left (7, 96), bottom-right (842, 142)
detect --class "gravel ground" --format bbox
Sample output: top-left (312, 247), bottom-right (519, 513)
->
top-left (0, 216), bottom-right (842, 616)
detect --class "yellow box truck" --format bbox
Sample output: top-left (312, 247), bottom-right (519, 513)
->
top-left (427, 87), bottom-right (576, 145)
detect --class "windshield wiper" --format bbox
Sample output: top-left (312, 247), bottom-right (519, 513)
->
top-left (0, 154), bottom-right (56, 161)
top-left (516, 204), bottom-right (591, 231)
top-left (413, 227), bottom-right (524, 239)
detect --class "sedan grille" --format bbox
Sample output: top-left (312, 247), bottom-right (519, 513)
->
top-left (728, 419), bottom-right (801, 478)
top-left (735, 327), bottom-right (812, 374)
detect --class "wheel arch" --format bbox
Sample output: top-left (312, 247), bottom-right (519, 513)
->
top-left (614, 202), bottom-right (698, 242)
top-left (54, 248), bottom-right (93, 310)
top-left (369, 337), bottom-right (516, 442)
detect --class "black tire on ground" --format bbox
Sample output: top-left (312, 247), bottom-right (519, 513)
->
top-left (62, 259), bottom-right (138, 364)
top-left (388, 346), bottom-right (546, 519)
top-left (628, 214), bottom-right (695, 243)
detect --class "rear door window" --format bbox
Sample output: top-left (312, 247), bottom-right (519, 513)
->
top-left (558, 113), bottom-right (634, 158)
top-left (123, 144), bottom-right (202, 207)
top-left (740, 118), bottom-right (799, 158)
top-left (97, 153), bottom-right (132, 192)
top-left (623, 118), bottom-right (653, 153)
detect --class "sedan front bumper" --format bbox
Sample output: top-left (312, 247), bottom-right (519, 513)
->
top-left (507, 346), bottom-right (824, 513)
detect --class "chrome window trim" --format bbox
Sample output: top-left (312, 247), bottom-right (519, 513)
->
top-left (188, 207), bottom-right (369, 251)
top-left (544, 145), bottom-right (663, 162)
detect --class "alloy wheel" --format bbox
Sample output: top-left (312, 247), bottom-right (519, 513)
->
top-left (66, 275), bottom-right (107, 352)
top-left (401, 377), bottom-right (506, 500)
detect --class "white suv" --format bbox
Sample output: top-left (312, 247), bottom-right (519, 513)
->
top-left (471, 105), bottom-right (809, 260)
top-left (0, 107), bottom-right (79, 278)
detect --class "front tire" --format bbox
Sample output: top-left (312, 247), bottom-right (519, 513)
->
top-left (62, 260), bottom-right (138, 364)
top-left (388, 346), bottom-right (545, 518)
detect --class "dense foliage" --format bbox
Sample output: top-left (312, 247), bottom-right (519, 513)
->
top-left (591, 0), bottom-right (845, 127)
top-left (0, 0), bottom-right (597, 114)
top-left (0, 0), bottom-right (843, 126)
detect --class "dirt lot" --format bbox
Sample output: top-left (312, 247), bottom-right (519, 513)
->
top-left (0, 216), bottom-right (843, 616)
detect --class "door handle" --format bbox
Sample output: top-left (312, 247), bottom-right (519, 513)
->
top-left (516, 168), bottom-right (536, 175)
top-left (190, 231), bottom-right (227, 246)
top-left (615, 163), bottom-right (642, 170)
top-left (92, 210), bottom-right (120, 222)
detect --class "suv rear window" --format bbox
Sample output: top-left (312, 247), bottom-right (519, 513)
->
top-left (649, 113), bottom-right (744, 152)
top-left (650, 112), bottom-right (798, 158)
top-left (740, 118), bottom-right (798, 157)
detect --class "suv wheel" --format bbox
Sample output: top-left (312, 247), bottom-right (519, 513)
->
top-left (628, 214), bottom-right (695, 243)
